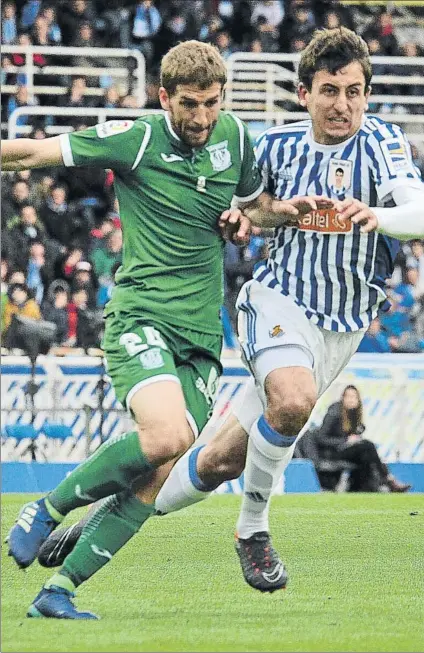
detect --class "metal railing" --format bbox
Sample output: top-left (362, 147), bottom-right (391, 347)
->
top-left (1, 45), bottom-right (146, 106)
top-left (225, 52), bottom-right (424, 143)
top-left (8, 105), bottom-right (424, 147)
top-left (7, 106), bottom-right (163, 138)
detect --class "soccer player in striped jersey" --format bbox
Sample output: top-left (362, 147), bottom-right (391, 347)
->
top-left (154, 26), bottom-right (424, 591)
top-left (36, 28), bottom-right (424, 595)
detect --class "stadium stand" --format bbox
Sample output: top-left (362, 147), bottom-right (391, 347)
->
top-left (1, 0), bottom-right (424, 356)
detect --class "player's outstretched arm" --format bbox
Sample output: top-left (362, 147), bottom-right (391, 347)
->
top-left (1, 136), bottom-right (63, 171)
top-left (335, 187), bottom-right (424, 240)
top-left (237, 192), bottom-right (334, 229)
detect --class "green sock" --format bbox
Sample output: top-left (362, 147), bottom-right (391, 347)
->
top-left (47, 431), bottom-right (154, 516)
top-left (46, 492), bottom-right (154, 588)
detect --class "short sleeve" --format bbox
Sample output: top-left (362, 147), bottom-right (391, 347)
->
top-left (366, 123), bottom-right (423, 201)
top-left (253, 131), bottom-right (271, 191)
top-left (233, 119), bottom-right (264, 203)
top-left (59, 119), bottom-right (152, 171)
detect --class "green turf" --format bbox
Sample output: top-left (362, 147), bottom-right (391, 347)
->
top-left (1, 493), bottom-right (423, 652)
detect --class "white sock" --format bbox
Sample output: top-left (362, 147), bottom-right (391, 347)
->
top-left (236, 415), bottom-right (296, 539)
top-left (155, 446), bottom-right (212, 515)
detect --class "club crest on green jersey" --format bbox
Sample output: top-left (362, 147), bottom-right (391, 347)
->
top-left (206, 140), bottom-right (232, 172)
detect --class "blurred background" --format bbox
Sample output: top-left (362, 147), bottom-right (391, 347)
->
top-left (1, 1), bottom-right (423, 491)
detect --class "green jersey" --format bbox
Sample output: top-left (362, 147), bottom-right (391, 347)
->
top-left (59, 112), bottom-right (263, 335)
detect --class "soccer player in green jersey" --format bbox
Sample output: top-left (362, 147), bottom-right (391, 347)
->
top-left (4, 39), bottom-right (324, 619)
top-left (3, 40), bottom-right (263, 619)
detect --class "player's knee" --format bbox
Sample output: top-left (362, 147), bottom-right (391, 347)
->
top-left (267, 391), bottom-right (316, 436)
top-left (137, 424), bottom-right (191, 465)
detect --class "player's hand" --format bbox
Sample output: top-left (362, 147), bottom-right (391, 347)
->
top-left (271, 195), bottom-right (334, 226)
top-left (218, 208), bottom-right (252, 245)
top-left (334, 198), bottom-right (379, 233)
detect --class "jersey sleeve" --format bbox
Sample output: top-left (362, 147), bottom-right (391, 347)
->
top-left (254, 131), bottom-right (271, 192)
top-left (59, 119), bottom-right (152, 171)
top-left (366, 123), bottom-right (423, 201)
top-left (233, 120), bottom-right (264, 202)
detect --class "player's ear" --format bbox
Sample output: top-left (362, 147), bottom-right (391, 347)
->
top-left (365, 85), bottom-right (372, 111)
top-left (297, 83), bottom-right (308, 108)
top-left (159, 87), bottom-right (170, 111)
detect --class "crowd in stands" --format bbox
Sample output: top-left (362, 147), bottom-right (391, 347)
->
top-left (1, 1), bottom-right (424, 354)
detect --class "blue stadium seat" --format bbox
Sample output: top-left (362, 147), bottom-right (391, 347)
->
top-left (42, 424), bottom-right (73, 441)
top-left (4, 424), bottom-right (38, 442)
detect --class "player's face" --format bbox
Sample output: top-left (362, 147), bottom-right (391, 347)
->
top-left (298, 62), bottom-right (370, 145)
top-left (159, 83), bottom-right (223, 148)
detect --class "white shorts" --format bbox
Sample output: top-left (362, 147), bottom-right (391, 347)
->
top-left (233, 279), bottom-right (365, 432)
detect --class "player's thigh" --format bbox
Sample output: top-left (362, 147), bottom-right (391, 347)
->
top-left (176, 352), bottom-right (222, 439)
top-left (237, 279), bottom-right (321, 369)
top-left (237, 280), bottom-right (319, 406)
top-left (103, 312), bottom-right (193, 457)
top-left (317, 329), bottom-right (365, 396)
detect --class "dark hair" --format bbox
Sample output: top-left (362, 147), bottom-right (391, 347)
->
top-left (298, 27), bottom-right (372, 91)
top-left (335, 167), bottom-right (344, 175)
top-left (341, 385), bottom-right (363, 434)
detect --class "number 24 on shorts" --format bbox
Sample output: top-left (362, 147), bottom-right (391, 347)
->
top-left (119, 328), bottom-right (168, 357)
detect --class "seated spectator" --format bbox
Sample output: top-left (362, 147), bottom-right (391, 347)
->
top-left (251, 0), bottom-right (284, 31)
top-left (2, 282), bottom-right (41, 340)
top-left (42, 282), bottom-right (70, 346)
top-left (278, 2), bottom-right (315, 52)
top-left (89, 215), bottom-right (115, 251)
top-left (70, 288), bottom-right (103, 350)
top-left (2, 179), bottom-right (31, 222)
top-left (71, 261), bottom-right (98, 309)
top-left (314, 386), bottom-right (411, 492)
top-left (321, 9), bottom-right (342, 30)
top-left (7, 84), bottom-right (39, 131)
top-left (39, 185), bottom-right (81, 247)
top-left (2, 1), bottom-right (17, 44)
top-left (58, 0), bottom-right (98, 47)
top-left (130, 0), bottom-right (162, 67)
top-left (57, 77), bottom-right (97, 128)
top-left (26, 240), bottom-right (53, 305)
top-left (215, 29), bottom-right (236, 60)
top-left (91, 228), bottom-right (122, 286)
top-left (228, 1), bottom-right (253, 48)
top-left (357, 317), bottom-right (390, 353)
top-left (54, 246), bottom-right (84, 285)
top-left (102, 85), bottom-right (121, 109)
top-left (5, 203), bottom-right (48, 270)
top-left (251, 15), bottom-right (279, 54)
top-left (363, 10), bottom-right (399, 56)
top-left (41, 5), bottom-right (62, 44)
top-left (20, 0), bottom-right (42, 31)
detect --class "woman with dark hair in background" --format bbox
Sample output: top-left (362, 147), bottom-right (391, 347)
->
top-left (316, 385), bottom-right (411, 492)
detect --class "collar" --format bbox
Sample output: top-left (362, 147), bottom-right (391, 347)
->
top-left (306, 116), bottom-right (366, 153)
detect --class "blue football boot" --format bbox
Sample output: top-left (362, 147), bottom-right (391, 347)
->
top-left (27, 585), bottom-right (99, 620)
top-left (7, 499), bottom-right (60, 569)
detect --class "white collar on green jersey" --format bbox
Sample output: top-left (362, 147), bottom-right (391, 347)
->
top-left (164, 112), bottom-right (181, 142)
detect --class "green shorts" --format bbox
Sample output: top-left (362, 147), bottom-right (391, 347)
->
top-left (102, 310), bottom-right (223, 437)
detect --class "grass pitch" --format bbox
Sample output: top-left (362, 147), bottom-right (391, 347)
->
top-left (1, 493), bottom-right (423, 652)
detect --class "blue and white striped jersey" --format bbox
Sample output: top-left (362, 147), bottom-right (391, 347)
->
top-left (254, 115), bottom-right (423, 332)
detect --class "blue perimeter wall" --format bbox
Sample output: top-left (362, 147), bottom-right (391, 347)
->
top-left (2, 461), bottom-right (423, 494)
